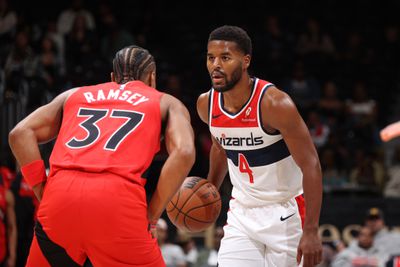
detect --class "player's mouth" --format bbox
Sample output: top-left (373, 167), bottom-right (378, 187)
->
top-left (211, 72), bottom-right (225, 84)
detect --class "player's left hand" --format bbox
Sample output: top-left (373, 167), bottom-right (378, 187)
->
top-left (6, 255), bottom-right (16, 267)
top-left (297, 229), bottom-right (322, 267)
top-left (148, 220), bottom-right (158, 239)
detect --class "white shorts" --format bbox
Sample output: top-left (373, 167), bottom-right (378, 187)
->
top-left (218, 196), bottom-right (304, 267)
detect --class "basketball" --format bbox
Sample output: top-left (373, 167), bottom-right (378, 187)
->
top-left (166, 176), bottom-right (221, 232)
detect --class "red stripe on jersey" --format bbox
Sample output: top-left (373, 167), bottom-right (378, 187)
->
top-left (210, 79), bottom-right (272, 128)
top-left (295, 195), bottom-right (306, 228)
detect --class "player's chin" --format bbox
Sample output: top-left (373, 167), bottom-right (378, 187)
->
top-left (213, 84), bottom-right (227, 92)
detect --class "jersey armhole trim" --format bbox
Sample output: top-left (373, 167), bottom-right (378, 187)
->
top-left (208, 89), bottom-right (213, 126)
top-left (257, 83), bottom-right (281, 136)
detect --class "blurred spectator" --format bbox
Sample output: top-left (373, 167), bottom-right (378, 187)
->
top-left (64, 14), bottom-right (98, 86)
top-left (296, 18), bottom-right (336, 56)
top-left (385, 255), bottom-right (400, 267)
top-left (44, 20), bottom-right (66, 77)
top-left (384, 145), bottom-right (400, 198)
top-left (340, 31), bottom-right (375, 80)
top-left (307, 110), bottom-right (331, 149)
top-left (195, 226), bottom-right (224, 267)
top-left (99, 5), bottom-right (135, 64)
top-left (317, 240), bottom-right (346, 267)
top-left (4, 30), bottom-right (36, 82)
top-left (57, 0), bottom-right (95, 36)
top-left (178, 234), bottom-right (198, 267)
top-left (364, 207), bottom-right (400, 258)
top-left (10, 172), bottom-right (38, 267)
top-left (37, 36), bottom-right (63, 96)
top-left (282, 60), bottom-right (320, 115)
top-left (0, 154), bottom-right (15, 189)
top-left (4, 30), bottom-right (46, 113)
top-left (345, 81), bottom-right (378, 147)
top-left (253, 15), bottom-right (294, 82)
top-left (349, 149), bottom-right (385, 192)
top-left (0, 173), bottom-right (17, 267)
top-left (332, 226), bottom-right (388, 267)
top-left (320, 148), bottom-right (348, 189)
top-left (157, 218), bottom-right (187, 267)
top-left (0, 0), bottom-right (17, 66)
top-left (317, 80), bottom-right (345, 124)
top-left (295, 17), bottom-right (336, 78)
top-left (377, 25), bottom-right (400, 74)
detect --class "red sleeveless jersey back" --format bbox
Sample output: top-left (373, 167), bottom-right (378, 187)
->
top-left (49, 81), bottom-right (163, 185)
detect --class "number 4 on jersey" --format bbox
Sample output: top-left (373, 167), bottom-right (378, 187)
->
top-left (238, 153), bottom-right (254, 183)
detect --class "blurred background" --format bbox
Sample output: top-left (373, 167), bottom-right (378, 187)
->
top-left (1, 0), bottom-right (400, 266)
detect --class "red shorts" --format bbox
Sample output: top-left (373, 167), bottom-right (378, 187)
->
top-left (26, 170), bottom-right (165, 267)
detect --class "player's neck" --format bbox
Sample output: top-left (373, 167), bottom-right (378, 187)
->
top-left (222, 76), bottom-right (253, 113)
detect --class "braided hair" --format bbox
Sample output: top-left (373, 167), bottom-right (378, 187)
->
top-left (112, 45), bottom-right (155, 84)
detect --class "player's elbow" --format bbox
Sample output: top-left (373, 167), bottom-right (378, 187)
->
top-left (299, 156), bottom-right (321, 177)
top-left (9, 123), bottom-right (36, 148)
top-left (9, 126), bottom-right (27, 148)
top-left (176, 144), bottom-right (196, 168)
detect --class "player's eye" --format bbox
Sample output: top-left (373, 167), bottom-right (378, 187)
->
top-left (208, 56), bottom-right (215, 61)
top-left (222, 56), bottom-right (230, 61)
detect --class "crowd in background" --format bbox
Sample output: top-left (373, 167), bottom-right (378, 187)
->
top-left (1, 0), bottom-right (400, 266)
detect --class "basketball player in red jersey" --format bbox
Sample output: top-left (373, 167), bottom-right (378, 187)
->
top-left (0, 175), bottom-right (17, 267)
top-left (9, 45), bottom-right (195, 267)
top-left (197, 26), bottom-right (322, 267)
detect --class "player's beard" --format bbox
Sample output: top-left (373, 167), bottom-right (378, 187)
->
top-left (212, 66), bottom-right (242, 93)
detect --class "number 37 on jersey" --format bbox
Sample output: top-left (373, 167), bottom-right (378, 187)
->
top-left (66, 108), bottom-right (144, 151)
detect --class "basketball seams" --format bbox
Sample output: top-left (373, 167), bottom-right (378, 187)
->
top-left (183, 200), bottom-right (221, 232)
top-left (177, 179), bottom-right (209, 213)
top-left (166, 177), bottom-right (221, 232)
top-left (166, 190), bottom-right (180, 212)
top-left (169, 180), bottom-right (208, 223)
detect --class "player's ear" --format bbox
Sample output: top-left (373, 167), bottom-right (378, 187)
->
top-left (243, 55), bottom-right (251, 69)
top-left (150, 70), bottom-right (156, 88)
top-left (111, 72), bottom-right (116, 82)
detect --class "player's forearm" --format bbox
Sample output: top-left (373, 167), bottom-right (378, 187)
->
top-left (7, 224), bottom-right (17, 260)
top-left (7, 207), bottom-right (17, 261)
top-left (207, 145), bottom-right (228, 190)
top-left (9, 127), bottom-right (42, 165)
top-left (302, 161), bottom-right (322, 231)
top-left (147, 148), bottom-right (195, 222)
top-left (380, 121), bottom-right (400, 142)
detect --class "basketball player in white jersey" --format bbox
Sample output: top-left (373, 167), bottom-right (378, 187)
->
top-left (197, 25), bottom-right (322, 267)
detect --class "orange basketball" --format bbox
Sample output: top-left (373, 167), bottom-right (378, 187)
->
top-left (166, 176), bottom-right (221, 232)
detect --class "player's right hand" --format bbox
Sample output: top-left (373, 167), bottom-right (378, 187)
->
top-left (32, 182), bottom-right (46, 202)
top-left (297, 230), bottom-right (322, 267)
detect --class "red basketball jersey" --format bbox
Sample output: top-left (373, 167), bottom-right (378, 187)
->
top-left (0, 178), bottom-right (6, 261)
top-left (49, 81), bottom-right (163, 185)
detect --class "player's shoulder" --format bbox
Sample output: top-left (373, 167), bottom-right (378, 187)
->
top-left (196, 90), bottom-right (211, 114)
top-left (197, 90), bottom-right (210, 105)
top-left (197, 90), bottom-right (211, 124)
top-left (262, 85), bottom-right (293, 109)
top-left (160, 93), bottom-right (187, 115)
top-left (160, 92), bottom-right (183, 105)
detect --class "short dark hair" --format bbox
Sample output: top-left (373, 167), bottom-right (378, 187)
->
top-left (365, 207), bottom-right (384, 220)
top-left (112, 45), bottom-right (155, 84)
top-left (208, 25), bottom-right (252, 56)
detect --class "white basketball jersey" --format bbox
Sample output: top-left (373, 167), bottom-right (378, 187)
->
top-left (209, 78), bottom-right (303, 206)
